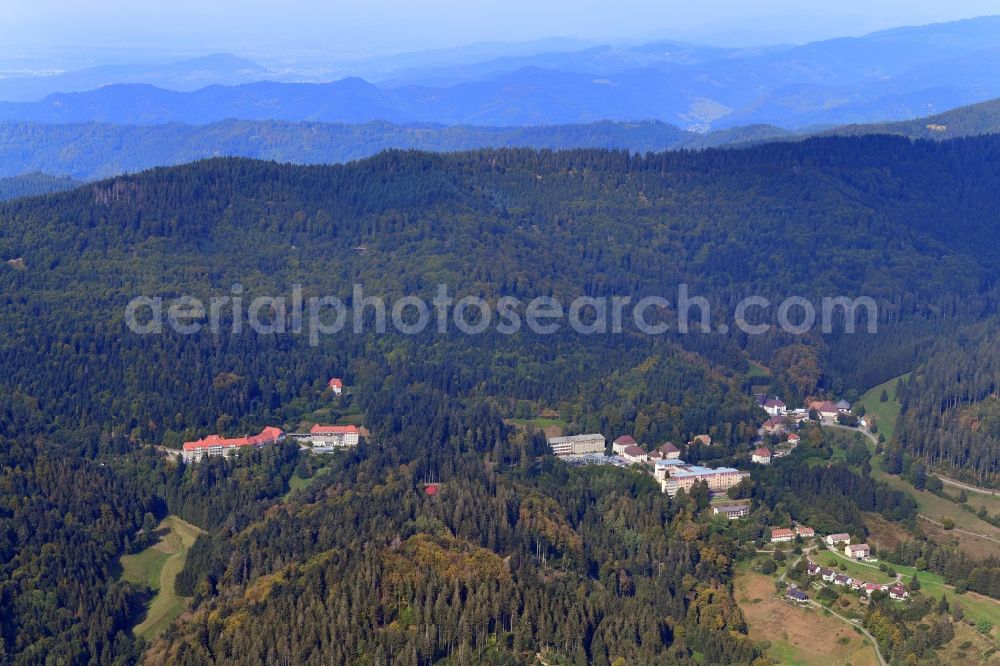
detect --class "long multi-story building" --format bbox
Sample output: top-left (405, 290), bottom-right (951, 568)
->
top-left (655, 460), bottom-right (748, 496)
top-left (182, 426), bottom-right (285, 463)
top-left (547, 433), bottom-right (606, 456)
top-left (309, 424), bottom-right (360, 448)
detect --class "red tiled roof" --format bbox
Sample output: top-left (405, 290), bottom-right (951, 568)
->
top-left (657, 442), bottom-right (680, 453)
top-left (183, 426), bottom-right (284, 451)
top-left (328, 378), bottom-right (343, 389)
top-left (614, 435), bottom-right (637, 446)
top-left (770, 528), bottom-right (795, 538)
top-left (753, 447), bottom-right (772, 457)
top-left (622, 444), bottom-right (647, 457)
top-left (310, 424), bottom-right (359, 435)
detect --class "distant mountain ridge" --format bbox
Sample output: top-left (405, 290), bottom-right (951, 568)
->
top-left (6, 94), bottom-right (1000, 183)
top-left (0, 119), bottom-right (791, 181)
top-left (2, 16), bottom-right (1000, 130)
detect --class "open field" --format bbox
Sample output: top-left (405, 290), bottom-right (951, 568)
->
top-left (505, 417), bottom-right (567, 438)
top-left (862, 512), bottom-right (913, 553)
top-left (858, 374), bottom-right (907, 442)
top-left (870, 459), bottom-right (1000, 559)
top-left (284, 465), bottom-right (332, 500)
top-left (119, 515), bottom-right (203, 640)
top-left (938, 616), bottom-right (1000, 665)
top-left (735, 564), bottom-right (880, 666)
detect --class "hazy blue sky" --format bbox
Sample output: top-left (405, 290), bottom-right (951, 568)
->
top-left (4, 0), bottom-right (999, 56)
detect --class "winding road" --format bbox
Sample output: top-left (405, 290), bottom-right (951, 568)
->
top-left (783, 547), bottom-right (888, 666)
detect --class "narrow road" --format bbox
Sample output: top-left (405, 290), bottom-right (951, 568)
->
top-left (826, 424), bottom-right (999, 497)
top-left (935, 474), bottom-right (999, 497)
top-left (783, 545), bottom-right (888, 666)
top-left (918, 515), bottom-right (1000, 545)
top-left (805, 599), bottom-right (888, 666)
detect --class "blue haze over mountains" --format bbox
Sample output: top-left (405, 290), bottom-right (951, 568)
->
top-left (2, 16), bottom-right (1000, 131)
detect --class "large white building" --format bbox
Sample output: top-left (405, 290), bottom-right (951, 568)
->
top-left (548, 433), bottom-right (606, 457)
top-left (655, 460), bottom-right (749, 496)
top-left (182, 426), bottom-right (285, 463)
top-left (309, 424), bottom-right (359, 448)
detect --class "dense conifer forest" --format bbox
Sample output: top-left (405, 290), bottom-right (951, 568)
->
top-left (3, 135), bottom-right (1000, 663)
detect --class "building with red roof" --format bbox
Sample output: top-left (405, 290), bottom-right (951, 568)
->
top-left (182, 426), bottom-right (285, 463)
top-left (752, 447), bottom-right (772, 465)
top-left (650, 442), bottom-right (681, 460)
top-left (328, 378), bottom-right (344, 395)
top-left (770, 527), bottom-right (795, 542)
top-left (309, 423), bottom-right (359, 448)
top-left (612, 435), bottom-right (637, 454)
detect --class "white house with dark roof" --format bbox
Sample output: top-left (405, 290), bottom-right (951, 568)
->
top-left (612, 435), bottom-right (637, 455)
top-left (621, 444), bottom-right (649, 463)
top-left (650, 441), bottom-right (681, 460)
top-left (763, 397), bottom-right (787, 416)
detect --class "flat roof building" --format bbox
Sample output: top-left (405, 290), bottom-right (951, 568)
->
top-left (548, 433), bottom-right (606, 457)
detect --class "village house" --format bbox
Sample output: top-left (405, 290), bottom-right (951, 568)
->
top-left (864, 583), bottom-right (888, 596)
top-left (328, 378), bottom-right (344, 395)
top-left (850, 579), bottom-right (866, 592)
top-left (810, 401), bottom-right (840, 420)
top-left (763, 397), bottom-right (787, 416)
top-left (760, 415), bottom-right (791, 437)
top-left (833, 574), bottom-right (852, 587)
top-left (795, 526), bottom-right (815, 538)
top-left (845, 543), bottom-right (871, 559)
top-left (621, 444), bottom-right (649, 464)
top-left (182, 426), bottom-right (285, 463)
top-left (821, 568), bottom-right (836, 582)
top-left (836, 400), bottom-right (852, 413)
top-left (612, 435), bottom-right (638, 455)
top-left (807, 562), bottom-right (821, 575)
top-left (825, 533), bottom-right (851, 546)
top-left (649, 441), bottom-right (681, 460)
top-left (309, 424), bottom-right (360, 448)
top-left (786, 433), bottom-right (800, 445)
top-left (786, 587), bottom-right (809, 603)
top-left (690, 434), bottom-right (712, 446)
top-left (548, 433), bottom-right (606, 457)
top-left (751, 446), bottom-right (772, 465)
top-left (889, 585), bottom-right (909, 600)
top-left (770, 528), bottom-right (795, 543)
top-left (713, 503), bottom-right (750, 520)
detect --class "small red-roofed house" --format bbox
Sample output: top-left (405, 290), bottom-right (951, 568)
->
top-left (328, 378), bottom-right (344, 395)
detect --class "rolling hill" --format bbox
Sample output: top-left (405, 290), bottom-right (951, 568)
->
top-left (3, 17), bottom-right (1000, 130)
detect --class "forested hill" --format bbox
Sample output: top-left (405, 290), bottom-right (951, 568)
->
top-left (828, 97), bottom-right (1000, 141)
top-left (0, 172), bottom-right (80, 201)
top-left (2, 135), bottom-right (1000, 477)
top-left (0, 119), bottom-right (789, 181)
top-left (5, 135), bottom-right (1000, 664)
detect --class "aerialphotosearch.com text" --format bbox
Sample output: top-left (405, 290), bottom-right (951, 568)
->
top-left (125, 283), bottom-right (878, 345)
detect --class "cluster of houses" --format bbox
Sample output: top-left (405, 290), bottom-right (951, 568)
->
top-left (757, 394), bottom-right (866, 428)
top-left (176, 377), bottom-right (355, 463)
top-left (546, 432), bottom-right (750, 496)
top-left (806, 561), bottom-right (909, 600)
top-left (769, 525), bottom-right (816, 542)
